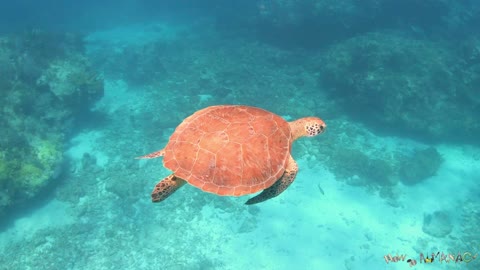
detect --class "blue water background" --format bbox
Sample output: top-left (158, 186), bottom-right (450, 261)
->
top-left (0, 1), bottom-right (479, 269)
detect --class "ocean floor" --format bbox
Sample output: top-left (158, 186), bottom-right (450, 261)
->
top-left (0, 21), bottom-right (479, 270)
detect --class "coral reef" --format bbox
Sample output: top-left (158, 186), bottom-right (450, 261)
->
top-left (319, 31), bottom-right (480, 142)
top-left (231, 0), bottom-right (470, 49)
top-left (37, 55), bottom-right (103, 113)
top-left (0, 134), bottom-right (64, 209)
top-left (305, 119), bottom-right (403, 190)
top-left (0, 30), bottom-right (103, 215)
top-left (301, 119), bottom-right (445, 207)
top-left (399, 147), bottom-right (443, 185)
top-left (422, 210), bottom-right (453, 238)
top-left (457, 198), bottom-right (480, 270)
top-left (326, 147), bottom-right (395, 187)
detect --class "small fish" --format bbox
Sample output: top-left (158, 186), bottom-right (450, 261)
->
top-left (317, 184), bottom-right (325, 195)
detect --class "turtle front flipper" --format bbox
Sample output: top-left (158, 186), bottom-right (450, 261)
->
top-left (245, 155), bottom-right (298, 205)
top-left (152, 174), bottom-right (186, 202)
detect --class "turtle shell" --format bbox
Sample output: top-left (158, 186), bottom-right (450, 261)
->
top-left (162, 105), bottom-right (292, 196)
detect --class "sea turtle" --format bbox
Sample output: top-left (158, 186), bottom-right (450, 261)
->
top-left (137, 105), bottom-right (326, 205)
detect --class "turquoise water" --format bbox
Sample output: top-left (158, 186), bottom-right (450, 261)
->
top-left (0, 1), bottom-right (479, 270)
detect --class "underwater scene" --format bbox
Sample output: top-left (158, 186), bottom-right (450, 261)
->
top-left (0, 1), bottom-right (479, 269)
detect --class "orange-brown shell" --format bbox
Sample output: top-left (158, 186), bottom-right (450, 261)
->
top-left (162, 105), bottom-right (292, 196)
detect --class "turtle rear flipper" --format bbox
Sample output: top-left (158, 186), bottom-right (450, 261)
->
top-left (152, 175), bottom-right (186, 202)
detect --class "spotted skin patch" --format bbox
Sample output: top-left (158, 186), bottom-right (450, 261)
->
top-left (306, 122), bottom-right (326, 136)
top-left (151, 174), bottom-right (186, 202)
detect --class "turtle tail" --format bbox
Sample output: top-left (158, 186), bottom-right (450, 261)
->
top-left (135, 149), bottom-right (165, 159)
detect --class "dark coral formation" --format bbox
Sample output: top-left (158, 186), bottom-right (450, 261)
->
top-left (307, 120), bottom-right (443, 200)
top-left (422, 210), bottom-right (453, 238)
top-left (319, 32), bottom-right (480, 142)
top-left (249, 0), bottom-right (382, 47)
top-left (304, 120), bottom-right (401, 190)
top-left (399, 147), bottom-right (443, 185)
top-left (326, 147), bottom-right (395, 187)
top-left (232, 0), bottom-right (473, 49)
top-left (0, 30), bottom-right (103, 215)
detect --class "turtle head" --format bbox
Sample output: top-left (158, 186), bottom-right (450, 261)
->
top-left (290, 117), bottom-right (326, 140)
top-left (303, 117), bottom-right (326, 137)
top-left (304, 117), bottom-right (327, 137)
